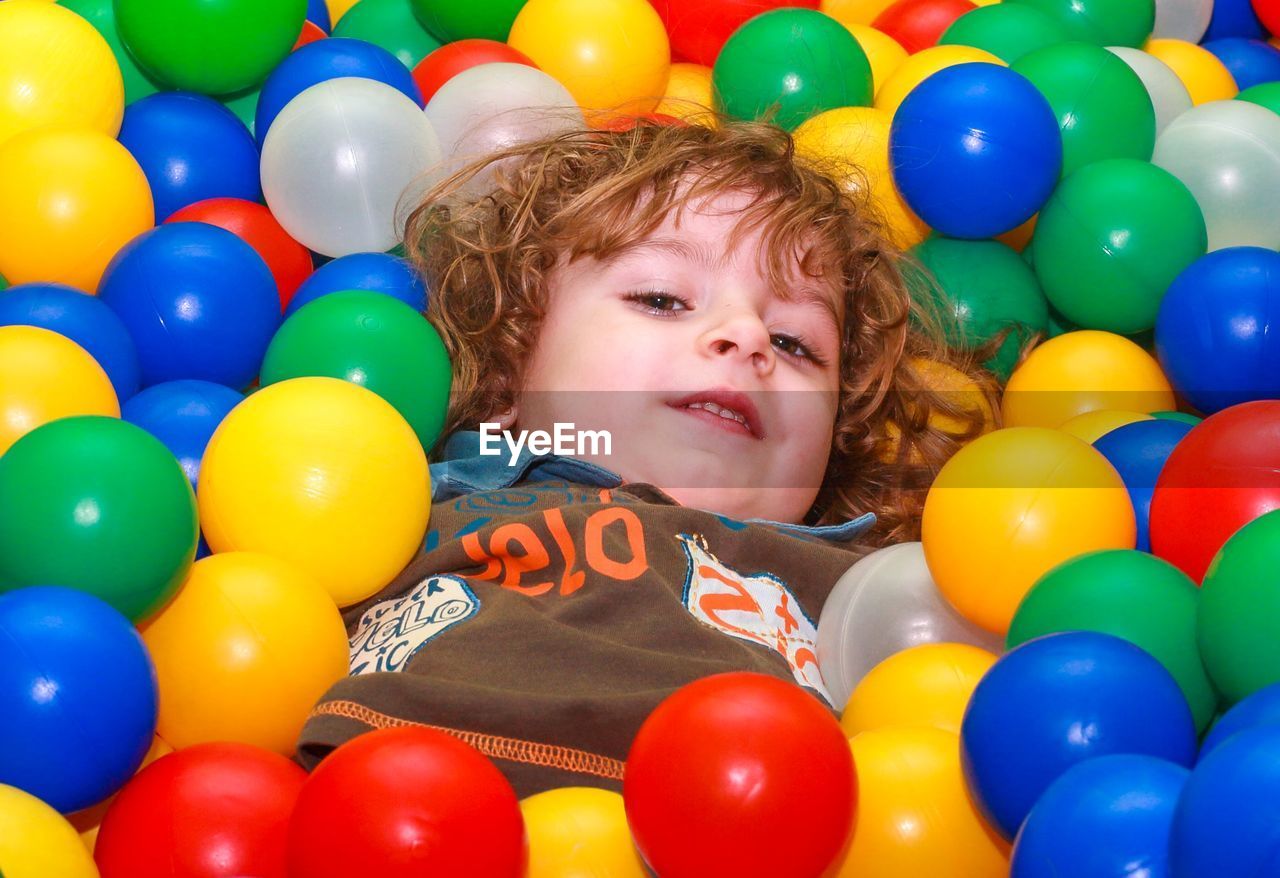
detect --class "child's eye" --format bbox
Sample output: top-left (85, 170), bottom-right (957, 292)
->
top-left (624, 291), bottom-right (691, 315)
top-left (772, 333), bottom-right (827, 366)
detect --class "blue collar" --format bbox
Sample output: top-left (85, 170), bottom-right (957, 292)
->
top-left (428, 430), bottom-right (875, 544)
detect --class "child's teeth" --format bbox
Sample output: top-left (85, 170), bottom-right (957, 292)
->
top-left (689, 401), bottom-right (745, 426)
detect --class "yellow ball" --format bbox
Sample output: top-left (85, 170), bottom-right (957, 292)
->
top-left (1058, 409), bottom-right (1154, 444)
top-left (0, 325), bottom-right (119, 456)
top-left (0, 127), bottom-right (153, 291)
top-left (198, 377), bottom-right (431, 607)
top-left (68, 735), bottom-right (172, 856)
top-left (142, 552), bottom-right (350, 754)
top-left (841, 643), bottom-right (997, 736)
top-left (327, 0), bottom-right (362, 24)
top-left (1145, 39), bottom-right (1238, 105)
top-left (841, 24), bottom-right (909, 96)
top-left (0, 783), bottom-right (100, 878)
top-left (996, 212), bottom-right (1037, 252)
top-left (654, 62), bottom-right (716, 125)
top-left (821, 0), bottom-right (900, 26)
top-left (794, 106), bottom-right (930, 248)
top-left (1002, 330), bottom-right (1175, 429)
top-left (831, 727), bottom-right (1009, 878)
top-left (875, 356), bottom-right (995, 463)
top-left (0, 1), bottom-right (124, 147)
top-left (520, 787), bottom-right (648, 878)
top-left (509, 0), bottom-right (670, 125)
top-left (922, 427), bottom-right (1136, 634)
top-left (876, 45), bottom-right (1005, 118)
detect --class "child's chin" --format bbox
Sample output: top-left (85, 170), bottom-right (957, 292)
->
top-left (659, 484), bottom-right (815, 525)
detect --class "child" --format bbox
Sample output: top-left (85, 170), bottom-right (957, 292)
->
top-left (296, 119), bottom-right (995, 797)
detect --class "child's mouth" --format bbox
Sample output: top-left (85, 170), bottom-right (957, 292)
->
top-left (667, 390), bottom-right (764, 439)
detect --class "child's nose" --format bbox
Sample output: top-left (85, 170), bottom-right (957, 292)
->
top-left (700, 308), bottom-right (775, 374)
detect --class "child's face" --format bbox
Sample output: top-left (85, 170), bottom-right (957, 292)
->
top-left (510, 190), bottom-right (843, 524)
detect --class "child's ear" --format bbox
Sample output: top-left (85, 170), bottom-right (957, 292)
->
top-left (493, 406), bottom-right (518, 430)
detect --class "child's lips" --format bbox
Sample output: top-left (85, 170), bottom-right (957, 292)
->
top-left (668, 402), bottom-right (763, 440)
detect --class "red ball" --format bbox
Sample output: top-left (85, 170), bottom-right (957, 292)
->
top-left (1254, 0), bottom-right (1280, 36)
top-left (286, 726), bottom-right (527, 878)
top-left (649, 0), bottom-right (821, 66)
top-left (872, 0), bottom-right (978, 54)
top-left (412, 40), bottom-right (537, 105)
top-left (94, 743), bottom-right (306, 878)
top-left (167, 198), bottom-right (313, 309)
top-left (294, 20), bottom-right (327, 50)
top-left (624, 672), bottom-right (856, 878)
top-left (1150, 400), bottom-right (1280, 583)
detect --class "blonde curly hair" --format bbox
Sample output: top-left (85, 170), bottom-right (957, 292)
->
top-left (403, 117), bottom-right (1001, 546)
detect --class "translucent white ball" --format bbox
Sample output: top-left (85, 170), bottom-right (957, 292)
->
top-left (1153, 0), bottom-right (1214, 43)
top-left (1108, 46), bottom-right (1194, 135)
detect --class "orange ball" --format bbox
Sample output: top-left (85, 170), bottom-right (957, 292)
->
top-left (841, 642), bottom-right (998, 736)
top-left (654, 62), bottom-right (716, 125)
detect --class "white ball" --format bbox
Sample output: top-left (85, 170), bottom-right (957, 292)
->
top-left (816, 542), bottom-right (1004, 710)
top-left (1152, 99), bottom-right (1280, 251)
top-left (1107, 46), bottom-right (1194, 135)
top-left (1153, 0), bottom-right (1214, 43)
top-left (261, 77), bottom-right (444, 257)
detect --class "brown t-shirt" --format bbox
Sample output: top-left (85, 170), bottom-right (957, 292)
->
top-left (296, 479), bottom-right (871, 797)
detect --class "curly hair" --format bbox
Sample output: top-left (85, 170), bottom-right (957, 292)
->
top-left (402, 117), bottom-right (1002, 546)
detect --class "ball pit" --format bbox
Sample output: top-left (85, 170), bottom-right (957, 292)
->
top-left (56, 0), bottom-right (160, 105)
top-left (1146, 38), bottom-right (1240, 105)
top-left (1092, 418), bottom-right (1196, 551)
top-left (330, 0), bottom-right (444, 69)
top-left (1200, 682), bottom-right (1280, 758)
top-left (874, 43), bottom-right (1004, 115)
top-left (0, 783), bottom-right (99, 878)
top-left (1057, 408), bottom-right (1152, 444)
top-left (122, 379), bottom-right (244, 488)
top-left (412, 38), bottom-right (536, 104)
top-left (1005, 0), bottom-right (1156, 46)
top-left (939, 2), bottom-right (1071, 64)
top-left (1236, 78), bottom-right (1280, 111)
top-left (842, 24), bottom-right (909, 92)
top-left (871, 0), bottom-right (979, 55)
top-left (653, 0), bottom-right (820, 68)
top-left (840, 641), bottom-right (997, 735)
top-left (1204, 0), bottom-right (1269, 40)
top-left (520, 788), bottom-right (648, 878)
top-left (285, 251), bottom-right (427, 317)
top-left (411, 0), bottom-right (528, 42)
top-left (1204, 36), bottom-right (1280, 90)
top-left (1107, 45), bottom-right (1194, 135)
top-left (1154, 0), bottom-right (1215, 42)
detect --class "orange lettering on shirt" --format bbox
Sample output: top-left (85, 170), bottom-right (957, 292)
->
top-left (489, 523), bottom-right (554, 597)
top-left (461, 532), bottom-right (502, 580)
top-left (696, 566), bottom-right (766, 642)
top-left (543, 507), bottom-right (587, 596)
top-left (584, 507), bottom-right (648, 580)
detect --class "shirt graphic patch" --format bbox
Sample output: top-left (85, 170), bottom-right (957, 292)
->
top-left (677, 533), bottom-right (833, 706)
top-left (348, 575), bottom-right (480, 675)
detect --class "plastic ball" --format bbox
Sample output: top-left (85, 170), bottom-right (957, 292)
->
top-left (0, 586), bottom-right (157, 814)
top-left (0, 0), bottom-right (123, 145)
top-left (295, 18), bottom-right (327, 48)
top-left (1004, 0), bottom-right (1155, 46)
top-left (823, 0), bottom-right (903, 25)
top-left (1092, 418), bottom-right (1195, 551)
top-left (872, 0), bottom-right (979, 55)
top-left (1011, 755), bottom-right (1189, 878)
top-left (838, 25), bottom-right (908, 96)
top-left (95, 742), bottom-right (306, 878)
top-left (654, 61), bottom-right (717, 122)
top-left (875, 44), bottom-right (1004, 116)
top-left (508, 0), bottom-right (670, 124)
top-left (712, 8), bottom-right (873, 131)
top-left (961, 631), bottom-right (1197, 840)
top-left (878, 356), bottom-right (997, 463)
top-left (0, 282), bottom-right (140, 402)
top-left (889, 63), bottom-right (1062, 240)
top-left (412, 39), bottom-right (535, 104)
top-left (1002, 331), bottom-right (1175, 429)
top-left (0, 127), bottom-right (153, 291)
top-left (198, 377), bottom-right (430, 607)
top-left (832, 727), bottom-right (1009, 878)
top-left (817, 542), bottom-right (1005, 710)
top-left (624, 672), bottom-right (855, 878)
top-left (307, 0), bottom-right (332, 30)
top-left (115, 0), bottom-right (306, 95)
top-left (841, 642), bottom-right (997, 736)
top-left (1031, 158), bottom-right (1206, 334)
top-left (1205, 37), bottom-right (1280, 91)
top-left (411, 0), bottom-right (528, 41)
top-left (1057, 409), bottom-right (1153, 444)
top-left (55, 0), bottom-right (159, 106)
top-left (1237, 79), bottom-right (1280, 112)
top-left (167, 198), bottom-right (314, 309)
top-left (331, 0), bottom-right (444, 69)
top-left (793, 106), bottom-right (929, 249)
top-left (1256, 0), bottom-right (1280, 35)
top-left (0, 784), bottom-right (99, 878)
top-left (651, 0), bottom-right (819, 67)
top-left (939, 3), bottom-right (1072, 64)
top-left (909, 236), bottom-right (1049, 380)
top-left (1153, 100), bottom-right (1280, 251)
top-left (287, 726), bottom-right (527, 878)
top-left (1153, 0), bottom-right (1214, 41)
top-left (1205, 0), bottom-right (1268, 40)
top-left (1200, 682), bottom-right (1280, 758)
top-left (1169, 725), bottom-right (1280, 877)
top-left (98, 223), bottom-right (281, 390)
top-left (286, 251), bottom-right (427, 318)
top-left (261, 77), bottom-right (443, 257)
top-left (1107, 45), bottom-right (1194, 135)
top-left (1150, 401), bottom-right (1280, 582)
top-left (520, 788), bottom-right (648, 878)
top-left (121, 380), bottom-right (244, 490)
top-left (1145, 38), bottom-right (1239, 105)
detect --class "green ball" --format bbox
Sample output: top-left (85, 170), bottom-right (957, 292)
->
top-left (411, 0), bottom-right (527, 42)
top-left (60, 0), bottom-right (161, 104)
top-left (1005, 0), bottom-right (1154, 47)
top-left (1237, 82), bottom-right (1280, 117)
top-left (115, 0), bottom-right (307, 95)
top-left (1199, 510), bottom-right (1280, 705)
top-left (1152, 410), bottom-right (1202, 426)
top-left (0, 272), bottom-right (7, 293)
top-left (1032, 158), bottom-right (1207, 335)
top-left (1008, 548), bottom-right (1216, 732)
top-left (939, 3), bottom-right (1071, 65)
top-left (713, 8), bottom-right (872, 132)
top-left (0, 416), bottom-right (198, 622)
top-left (1012, 42), bottom-right (1156, 178)
top-left (910, 236), bottom-right (1049, 381)
top-left (334, 0), bottom-right (444, 69)
top-left (219, 84), bottom-right (260, 136)
top-left (260, 291), bottom-right (452, 453)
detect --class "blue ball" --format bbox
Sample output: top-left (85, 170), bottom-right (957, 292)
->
top-left (0, 282), bottom-right (141, 402)
top-left (1013, 754), bottom-right (1189, 878)
top-left (307, 0), bottom-right (331, 32)
top-left (1155, 247), bottom-right (1280, 414)
top-left (962, 631), bottom-right (1198, 840)
top-left (118, 92), bottom-right (261, 222)
top-left (255, 38), bottom-right (424, 147)
top-left (1170, 725), bottom-right (1280, 876)
top-left (122, 380), bottom-right (244, 490)
top-left (889, 62), bottom-right (1062, 239)
top-left (98, 223), bottom-right (282, 390)
top-left (285, 251), bottom-right (427, 318)
top-left (1200, 683), bottom-right (1280, 759)
top-left (1203, 0), bottom-right (1268, 41)
top-left (0, 586), bottom-right (157, 813)
top-left (1204, 38), bottom-right (1280, 90)
top-left (1093, 419), bottom-right (1196, 552)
